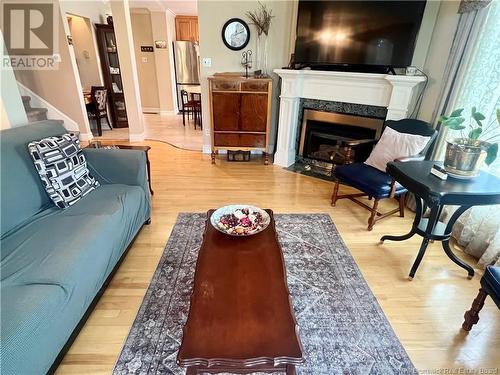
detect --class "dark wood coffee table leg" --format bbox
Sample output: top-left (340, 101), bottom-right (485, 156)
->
top-left (286, 365), bottom-right (297, 375)
top-left (186, 367), bottom-right (197, 375)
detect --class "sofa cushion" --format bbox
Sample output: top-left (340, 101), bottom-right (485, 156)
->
top-left (481, 265), bottom-right (500, 307)
top-left (0, 184), bottom-right (149, 374)
top-left (1, 121), bottom-right (67, 238)
top-left (28, 133), bottom-right (99, 209)
top-left (335, 162), bottom-right (407, 199)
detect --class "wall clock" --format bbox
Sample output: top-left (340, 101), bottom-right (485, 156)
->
top-left (221, 18), bottom-right (250, 51)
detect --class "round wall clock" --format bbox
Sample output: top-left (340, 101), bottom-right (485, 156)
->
top-left (221, 18), bottom-right (250, 51)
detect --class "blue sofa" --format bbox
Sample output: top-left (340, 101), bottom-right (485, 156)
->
top-left (0, 120), bottom-right (151, 374)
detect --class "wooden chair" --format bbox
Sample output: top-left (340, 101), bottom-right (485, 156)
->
top-left (462, 265), bottom-right (499, 331)
top-left (191, 92), bottom-right (202, 130)
top-left (181, 90), bottom-right (196, 126)
top-left (331, 119), bottom-right (437, 230)
top-left (86, 86), bottom-right (112, 136)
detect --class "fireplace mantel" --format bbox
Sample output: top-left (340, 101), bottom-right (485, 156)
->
top-left (273, 69), bottom-right (426, 167)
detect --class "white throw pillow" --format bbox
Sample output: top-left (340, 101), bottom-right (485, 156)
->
top-left (364, 126), bottom-right (430, 172)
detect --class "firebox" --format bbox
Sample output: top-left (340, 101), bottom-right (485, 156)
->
top-left (298, 109), bottom-right (385, 165)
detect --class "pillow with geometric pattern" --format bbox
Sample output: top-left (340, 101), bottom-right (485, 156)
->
top-left (28, 133), bottom-right (100, 209)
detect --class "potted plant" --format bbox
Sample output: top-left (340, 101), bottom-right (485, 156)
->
top-left (439, 107), bottom-right (499, 178)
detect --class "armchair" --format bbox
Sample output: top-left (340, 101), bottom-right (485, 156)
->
top-left (331, 119), bottom-right (437, 230)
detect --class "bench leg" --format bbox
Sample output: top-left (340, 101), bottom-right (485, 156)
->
top-left (331, 180), bottom-right (340, 206)
top-left (462, 288), bottom-right (488, 331)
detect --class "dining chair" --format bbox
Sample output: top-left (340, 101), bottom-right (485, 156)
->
top-left (86, 86), bottom-right (112, 136)
top-left (191, 92), bottom-right (202, 130)
top-left (331, 119), bottom-right (437, 230)
top-left (181, 90), bottom-right (196, 127)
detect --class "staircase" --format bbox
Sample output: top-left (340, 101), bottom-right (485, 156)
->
top-left (22, 95), bottom-right (48, 122)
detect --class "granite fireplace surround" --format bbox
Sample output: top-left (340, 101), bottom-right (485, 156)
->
top-left (273, 69), bottom-right (426, 167)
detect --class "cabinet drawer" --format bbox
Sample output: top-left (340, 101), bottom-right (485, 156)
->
top-left (241, 81), bottom-right (269, 92)
top-left (211, 80), bottom-right (239, 91)
top-left (214, 133), bottom-right (266, 148)
top-left (240, 134), bottom-right (265, 147)
top-left (214, 133), bottom-right (239, 147)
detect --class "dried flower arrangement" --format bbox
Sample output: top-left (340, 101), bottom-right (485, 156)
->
top-left (246, 2), bottom-right (274, 36)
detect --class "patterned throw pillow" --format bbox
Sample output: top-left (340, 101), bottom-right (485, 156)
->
top-left (28, 133), bottom-right (100, 209)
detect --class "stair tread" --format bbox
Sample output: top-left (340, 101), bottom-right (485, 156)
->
top-left (26, 108), bottom-right (48, 115)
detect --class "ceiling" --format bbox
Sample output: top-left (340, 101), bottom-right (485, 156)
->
top-left (129, 0), bottom-right (197, 15)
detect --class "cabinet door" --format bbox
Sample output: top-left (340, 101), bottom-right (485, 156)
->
top-left (191, 19), bottom-right (199, 42)
top-left (212, 93), bottom-right (240, 131)
top-left (176, 16), bottom-right (198, 41)
top-left (240, 94), bottom-right (268, 132)
top-left (176, 18), bottom-right (192, 41)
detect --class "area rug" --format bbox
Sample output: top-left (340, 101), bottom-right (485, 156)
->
top-left (113, 213), bottom-right (416, 375)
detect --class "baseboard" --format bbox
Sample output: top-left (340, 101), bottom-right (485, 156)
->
top-left (142, 107), bottom-right (160, 114)
top-left (16, 82), bottom-right (79, 132)
top-left (129, 132), bottom-right (145, 142)
top-left (78, 132), bottom-right (93, 142)
top-left (202, 144), bottom-right (212, 154)
top-left (159, 110), bottom-right (175, 116)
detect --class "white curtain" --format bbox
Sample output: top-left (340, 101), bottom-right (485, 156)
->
top-left (440, 1), bottom-right (500, 268)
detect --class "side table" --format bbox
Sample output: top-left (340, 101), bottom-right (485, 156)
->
top-left (380, 161), bottom-right (500, 280)
top-left (87, 142), bottom-right (154, 195)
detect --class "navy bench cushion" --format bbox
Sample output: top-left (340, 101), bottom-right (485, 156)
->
top-left (335, 162), bottom-right (407, 199)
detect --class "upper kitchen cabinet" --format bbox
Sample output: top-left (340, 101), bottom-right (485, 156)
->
top-left (175, 16), bottom-right (199, 42)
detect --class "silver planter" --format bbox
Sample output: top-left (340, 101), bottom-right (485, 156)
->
top-left (444, 138), bottom-right (489, 178)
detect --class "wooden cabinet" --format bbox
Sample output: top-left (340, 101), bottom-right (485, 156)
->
top-left (208, 75), bottom-right (272, 164)
top-left (95, 24), bottom-right (128, 128)
top-left (175, 16), bottom-right (198, 42)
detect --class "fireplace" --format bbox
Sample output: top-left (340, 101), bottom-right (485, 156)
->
top-left (273, 69), bottom-right (426, 168)
top-left (299, 109), bottom-right (384, 166)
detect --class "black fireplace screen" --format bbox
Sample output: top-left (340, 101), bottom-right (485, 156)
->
top-left (302, 119), bottom-right (378, 164)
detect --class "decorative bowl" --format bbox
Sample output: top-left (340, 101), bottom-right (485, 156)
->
top-left (210, 205), bottom-right (270, 236)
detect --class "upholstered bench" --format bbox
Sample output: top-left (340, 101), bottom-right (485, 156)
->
top-left (462, 265), bottom-right (500, 331)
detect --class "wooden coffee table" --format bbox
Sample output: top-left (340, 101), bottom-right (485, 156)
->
top-left (177, 210), bottom-right (304, 374)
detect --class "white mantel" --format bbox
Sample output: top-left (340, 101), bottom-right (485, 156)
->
top-left (273, 69), bottom-right (426, 167)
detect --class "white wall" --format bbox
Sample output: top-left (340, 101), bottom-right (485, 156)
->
top-left (198, 0), bottom-right (295, 153)
top-left (0, 31), bottom-right (28, 128)
top-left (59, 0), bottom-right (110, 24)
top-left (418, 1), bottom-right (461, 122)
top-left (197, 0), bottom-right (453, 153)
top-left (67, 14), bottom-right (102, 90)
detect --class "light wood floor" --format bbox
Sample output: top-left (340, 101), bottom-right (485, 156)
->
top-left (95, 113), bottom-right (203, 151)
top-left (57, 140), bottom-right (499, 374)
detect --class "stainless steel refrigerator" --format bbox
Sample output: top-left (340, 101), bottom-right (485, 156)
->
top-left (173, 41), bottom-right (200, 112)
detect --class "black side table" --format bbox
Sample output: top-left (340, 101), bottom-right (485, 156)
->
top-left (381, 161), bottom-right (500, 280)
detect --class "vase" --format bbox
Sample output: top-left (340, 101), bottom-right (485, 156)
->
top-left (256, 33), bottom-right (269, 76)
top-left (444, 138), bottom-right (489, 179)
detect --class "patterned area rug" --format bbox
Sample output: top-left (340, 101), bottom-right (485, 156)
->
top-left (113, 213), bottom-right (416, 375)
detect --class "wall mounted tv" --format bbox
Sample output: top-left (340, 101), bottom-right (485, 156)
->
top-left (294, 0), bottom-right (427, 71)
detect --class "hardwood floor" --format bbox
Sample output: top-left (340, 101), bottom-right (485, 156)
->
top-left (95, 113), bottom-right (203, 151)
top-left (57, 141), bottom-right (499, 374)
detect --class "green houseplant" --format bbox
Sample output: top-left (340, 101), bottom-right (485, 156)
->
top-left (439, 107), bottom-right (499, 177)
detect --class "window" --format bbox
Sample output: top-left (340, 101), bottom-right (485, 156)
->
top-left (442, 1), bottom-right (500, 176)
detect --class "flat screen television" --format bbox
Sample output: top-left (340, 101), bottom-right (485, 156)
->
top-left (294, 0), bottom-right (427, 70)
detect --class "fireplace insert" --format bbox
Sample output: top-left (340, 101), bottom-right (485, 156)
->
top-left (299, 109), bottom-right (384, 166)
